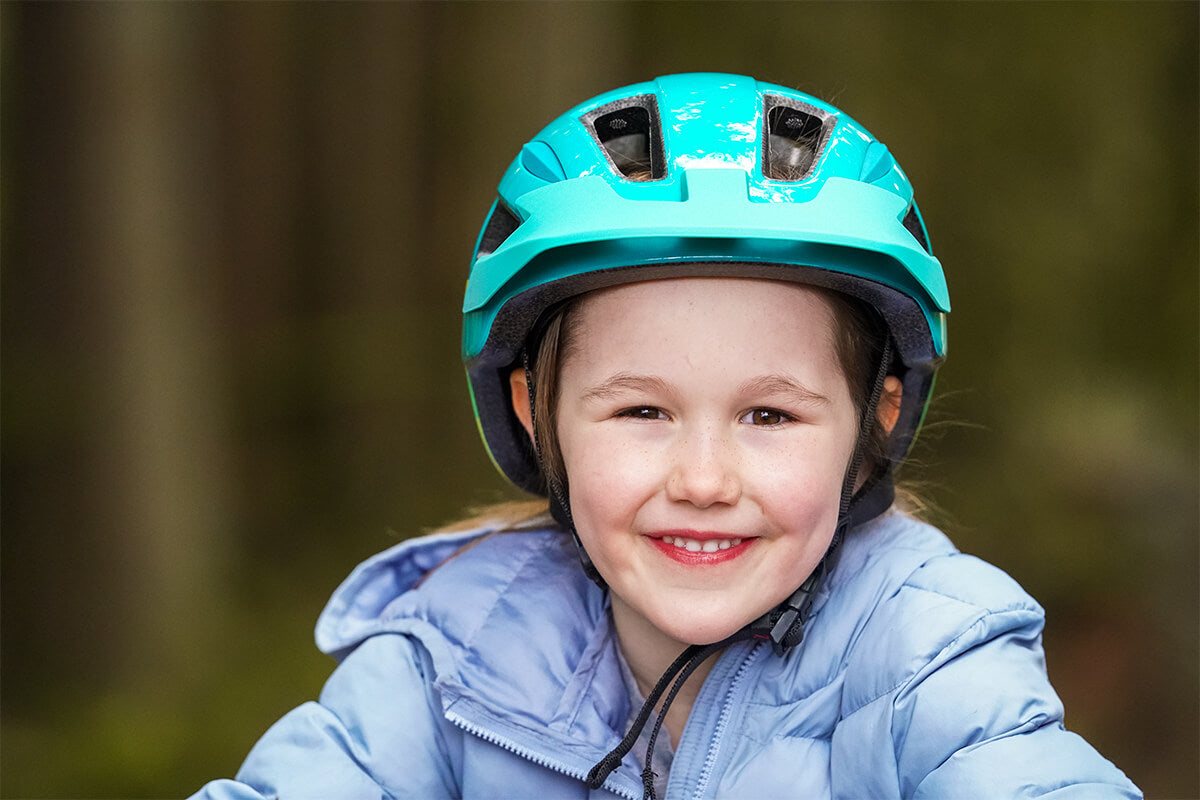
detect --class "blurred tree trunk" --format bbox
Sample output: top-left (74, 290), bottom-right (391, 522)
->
top-left (4, 3), bottom-right (236, 693)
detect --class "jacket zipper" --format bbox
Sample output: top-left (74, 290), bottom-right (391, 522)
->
top-left (445, 709), bottom-right (641, 800)
top-left (690, 642), bottom-right (765, 800)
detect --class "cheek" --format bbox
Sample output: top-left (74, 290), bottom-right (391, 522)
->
top-left (562, 431), bottom-right (655, 515)
top-left (754, 423), bottom-right (854, 477)
top-left (750, 435), bottom-right (854, 517)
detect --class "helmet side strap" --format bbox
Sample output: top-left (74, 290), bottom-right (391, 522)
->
top-left (521, 349), bottom-right (607, 588)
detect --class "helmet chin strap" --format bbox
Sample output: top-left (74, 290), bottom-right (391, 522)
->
top-left (527, 340), bottom-right (894, 799)
top-left (522, 350), bottom-right (606, 587)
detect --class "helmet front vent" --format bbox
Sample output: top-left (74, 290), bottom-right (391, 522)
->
top-left (477, 201), bottom-right (522, 257)
top-left (763, 97), bottom-right (831, 181)
top-left (902, 205), bottom-right (932, 254)
top-left (583, 95), bottom-right (665, 181)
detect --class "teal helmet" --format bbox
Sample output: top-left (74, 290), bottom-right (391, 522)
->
top-left (463, 73), bottom-right (949, 497)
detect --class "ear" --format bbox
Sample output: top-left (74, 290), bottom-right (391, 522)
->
top-left (877, 375), bottom-right (903, 435)
top-left (509, 368), bottom-right (535, 441)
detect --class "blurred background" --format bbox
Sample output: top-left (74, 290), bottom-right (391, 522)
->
top-left (2, 2), bottom-right (1196, 797)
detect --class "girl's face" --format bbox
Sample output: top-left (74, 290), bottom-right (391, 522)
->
top-left (552, 277), bottom-right (862, 648)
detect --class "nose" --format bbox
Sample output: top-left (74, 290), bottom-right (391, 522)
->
top-left (665, 426), bottom-right (741, 508)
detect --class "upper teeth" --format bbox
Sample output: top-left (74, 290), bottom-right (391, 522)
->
top-left (661, 536), bottom-right (743, 553)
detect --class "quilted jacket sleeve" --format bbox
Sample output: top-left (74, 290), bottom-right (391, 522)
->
top-left (834, 553), bottom-right (1141, 799)
top-left (188, 633), bottom-right (461, 800)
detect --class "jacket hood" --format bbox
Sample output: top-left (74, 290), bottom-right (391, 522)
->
top-left (314, 525), bottom-right (635, 768)
top-left (315, 527), bottom-right (496, 656)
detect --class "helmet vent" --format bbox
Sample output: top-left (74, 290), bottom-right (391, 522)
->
top-left (902, 205), bottom-right (932, 254)
top-left (583, 95), bottom-right (665, 181)
top-left (477, 201), bottom-right (521, 257)
top-left (763, 97), bottom-right (831, 181)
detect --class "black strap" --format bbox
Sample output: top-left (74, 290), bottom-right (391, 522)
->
top-left (586, 639), bottom-right (733, 797)
top-left (522, 350), bottom-right (606, 587)
top-left (835, 336), bottom-right (895, 548)
top-left (637, 640), bottom-right (728, 799)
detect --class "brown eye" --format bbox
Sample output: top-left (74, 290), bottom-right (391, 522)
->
top-left (741, 408), bottom-right (788, 426)
top-left (619, 407), bottom-right (667, 421)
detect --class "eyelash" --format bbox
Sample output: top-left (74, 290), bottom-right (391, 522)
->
top-left (616, 406), bottom-right (669, 421)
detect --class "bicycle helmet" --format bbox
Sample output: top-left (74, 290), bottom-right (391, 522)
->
top-left (464, 72), bottom-right (948, 501)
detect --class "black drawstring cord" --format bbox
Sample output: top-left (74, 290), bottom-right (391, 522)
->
top-left (637, 640), bottom-right (728, 799)
top-left (586, 639), bottom-right (732, 797)
top-left (585, 644), bottom-right (700, 789)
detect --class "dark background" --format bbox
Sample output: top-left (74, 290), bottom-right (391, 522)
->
top-left (2, 2), bottom-right (1196, 797)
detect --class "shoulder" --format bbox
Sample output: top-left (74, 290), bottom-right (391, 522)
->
top-left (830, 513), bottom-right (1044, 714)
top-left (709, 515), bottom-right (1133, 798)
top-left (815, 516), bottom-right (1139, 797)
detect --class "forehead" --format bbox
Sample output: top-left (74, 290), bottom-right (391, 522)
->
top-left (566, 277), bottom-right (843, 374)
top-left (573, 276), bottom-right (836, 334)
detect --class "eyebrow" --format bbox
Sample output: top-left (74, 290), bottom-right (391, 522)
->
top-left (579, 372), bottom-right (830, 407)
top-left (737, 375), bottom-right (831, 407)
top-left (581, 372), bottom-right (674, 403)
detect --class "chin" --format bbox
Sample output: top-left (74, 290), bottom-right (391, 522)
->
top-left (656, 615), bottom-right (755, 648)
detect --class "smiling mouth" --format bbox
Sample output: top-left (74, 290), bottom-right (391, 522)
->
top-left (660, 535), bottom-right (744, 553)
top-left (649, 532), bottom-right (755, 565)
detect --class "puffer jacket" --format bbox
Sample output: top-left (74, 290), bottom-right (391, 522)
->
top-left (190, 512), bottom-right (1141, 799)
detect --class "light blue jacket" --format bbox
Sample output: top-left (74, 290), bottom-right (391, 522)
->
top-left (192, 513), bottom-right (1140, 799)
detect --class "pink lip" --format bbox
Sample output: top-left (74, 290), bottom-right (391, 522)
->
top-left (646, 530), bottom-right (756, 566)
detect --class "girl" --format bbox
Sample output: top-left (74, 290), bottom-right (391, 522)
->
top-left (193, 74), bottom-right (1140, 799)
